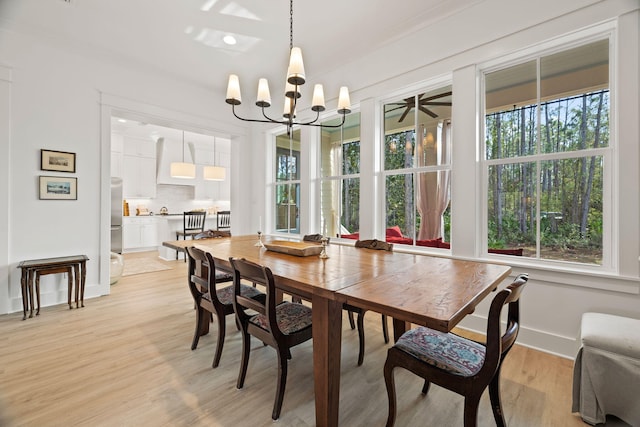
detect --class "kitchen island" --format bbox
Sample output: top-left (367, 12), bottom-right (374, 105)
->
top-left (156, 213), bottom-right (217, 260)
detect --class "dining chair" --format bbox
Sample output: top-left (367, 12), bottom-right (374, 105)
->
top-left (176, 211), bottom-right (207, 260)
top-left (229, 257), bottom-right (313, 420)
top-left (186, 246), bottom-right (265, 368)
top-left (216, 210), bottom-right (231, 231)
top-left (345, 239), bottom-right (393, 366)
top-left (383, 273), bottom-right (529, 427)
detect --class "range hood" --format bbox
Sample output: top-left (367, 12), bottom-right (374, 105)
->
top-left (156, 137), bottom-right (196, 186)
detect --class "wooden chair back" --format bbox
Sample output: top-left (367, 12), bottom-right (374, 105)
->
top-left (483, 273), bottom-right (528, 375)
top-left (183, 211), bottom-right (206, 234)
top-left (217, 211), bottom-right (231, 231)
top-left (229, 257), bottom-right (282, 341)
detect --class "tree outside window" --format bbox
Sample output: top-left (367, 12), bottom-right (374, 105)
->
top-left (320, 113), bottom-right (360, 237)
top-left (275, 130), bottom-right (301, 233)
top-left (484, 39), bottom-right (609, 264)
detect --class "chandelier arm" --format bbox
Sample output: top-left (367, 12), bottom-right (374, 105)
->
top-left (303, 113), bottom-right (347, 129)
top-left (260, 105), bottom-right (288, 124)
top-left (231, 104), bottom-right (290, 126)
top-left (295, 110), bottom-right (321, 126)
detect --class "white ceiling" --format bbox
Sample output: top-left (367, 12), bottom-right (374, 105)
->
top-left (1, 0), bottom-right (481, 144)
top-left (0, 0), bottom-right (483, 97)
top-left (111, 117), bottom-right (231, 152)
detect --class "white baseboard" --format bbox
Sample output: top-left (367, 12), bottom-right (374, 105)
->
top-left (459, 312), bottom-right (579, 360)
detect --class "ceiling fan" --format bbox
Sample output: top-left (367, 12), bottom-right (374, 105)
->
top-left (386, 91), bottom-right (452, 122)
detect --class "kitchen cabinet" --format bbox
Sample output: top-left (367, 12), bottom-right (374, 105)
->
top-left (123, 217), bottom-right (158, 251)
top-left (122, 137), bottom-right (156, 198)
top-left (123, 155), bottom-right (156, 198)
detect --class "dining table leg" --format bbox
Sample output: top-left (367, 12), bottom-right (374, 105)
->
top-left (312, 294), bottom-right (343, 427)
top-left (392, 318), bottom-right (410, 342)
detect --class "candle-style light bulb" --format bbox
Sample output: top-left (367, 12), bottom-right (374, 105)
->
top-left (256, 78), bottom-right (271, 107)
top-left (287, 47), bottom-right (306, 85)
top-left (311, 84), bottom-right (326, 112)
top-left (337, 86), bottom-right (351, 114)
top-left (225, 74), bottom-right (242, 105)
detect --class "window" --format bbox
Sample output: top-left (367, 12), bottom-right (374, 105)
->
top-left (274, 129), bottom-right (300, 233)
top-left (320, 113), bottom-right (361, 237)
top-left (382, 86), bottom-right (452, 248)
top-left (483, 39), bottom-right (610, 264)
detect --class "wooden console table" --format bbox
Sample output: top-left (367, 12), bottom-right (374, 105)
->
top-left (17, 255), bottom-right (89, 320)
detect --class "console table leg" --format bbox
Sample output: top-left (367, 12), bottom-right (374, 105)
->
top-left (74, 264), bottom-right (80, 308)
top-left (20, 269), bottom-right (28, 320)
top-left (67, 266), bottom-right (73, 309)
top-left (80, 261), bottom-right (86, 308)
top-left (34, 270), bottom-right (41, 316)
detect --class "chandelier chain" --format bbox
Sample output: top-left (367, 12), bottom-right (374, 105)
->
top-left (289, 0), bottom-right (293, 52)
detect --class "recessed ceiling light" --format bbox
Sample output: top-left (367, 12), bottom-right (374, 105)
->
top-left (223, 35), bottom-right (237, 46)
top-left (117, 119), bottom-right (127, 123)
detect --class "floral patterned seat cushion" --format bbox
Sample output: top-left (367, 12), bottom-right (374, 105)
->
top-left (249, 301), bottom-right (312, 335)
top-left (395, 327), bottom-right (486, 377)
top-left (214, 284), bottom-right (263, 306)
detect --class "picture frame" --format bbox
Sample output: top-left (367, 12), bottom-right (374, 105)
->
top-left (39, 176), bottom-right (77, 200)
top-left (41, 149), bottom-right (76, 173)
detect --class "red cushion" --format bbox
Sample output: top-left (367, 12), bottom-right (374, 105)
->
top-left (385, 226), bottom-right (404, 238)
top-left (437, 241), bottom-right (451, 249)
top-left (341, 233), bottom-right (359, 240)
top-left (488, 248), bottom-right (523, 256)
top-left (386, 236), bottom-right (413, 245)
top-left (416, 238), bottom-right (441, 248)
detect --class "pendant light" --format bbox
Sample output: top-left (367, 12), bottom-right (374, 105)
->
top-left (225, 0), bottom-right (350, 136)
top-left (170, 131), bottom-right (195, 179)
top-left (204, 137), bottom-right (226, 181)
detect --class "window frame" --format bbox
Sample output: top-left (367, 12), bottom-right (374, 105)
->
top-left (272, 129), bottom-right (302, 236)
top-left (319, 112), bottom-right (361, 238)
top-left (379, 82), bottom-right (453, 250)
top-left (478, 31), bottom-right (616, 272)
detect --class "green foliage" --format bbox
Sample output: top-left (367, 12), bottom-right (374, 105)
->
top-left (486, 90), bottom-right (608, 262)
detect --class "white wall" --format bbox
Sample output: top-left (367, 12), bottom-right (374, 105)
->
top-left (0, 26), bottom-right (245, 313)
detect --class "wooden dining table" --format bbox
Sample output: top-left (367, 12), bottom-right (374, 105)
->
top-left (163, 235), bottom-right (512, 426)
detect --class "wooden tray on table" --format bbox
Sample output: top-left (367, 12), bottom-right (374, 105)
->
top-left (264, 240), bottom-right (323, 257)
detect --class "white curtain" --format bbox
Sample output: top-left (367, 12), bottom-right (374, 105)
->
top-left (416, 121), bottom-right (451, 240)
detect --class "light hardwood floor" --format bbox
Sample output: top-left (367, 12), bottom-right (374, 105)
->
top-left (0, 251), bottom-right (603, 426)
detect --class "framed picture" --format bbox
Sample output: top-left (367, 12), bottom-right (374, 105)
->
top-left (41, 149), bottom-right (76, 173)
top-left (39, 176), bottom-right (77, 200)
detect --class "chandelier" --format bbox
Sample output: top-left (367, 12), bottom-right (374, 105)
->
top-left (225, 0), bottom-right (351, 135)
